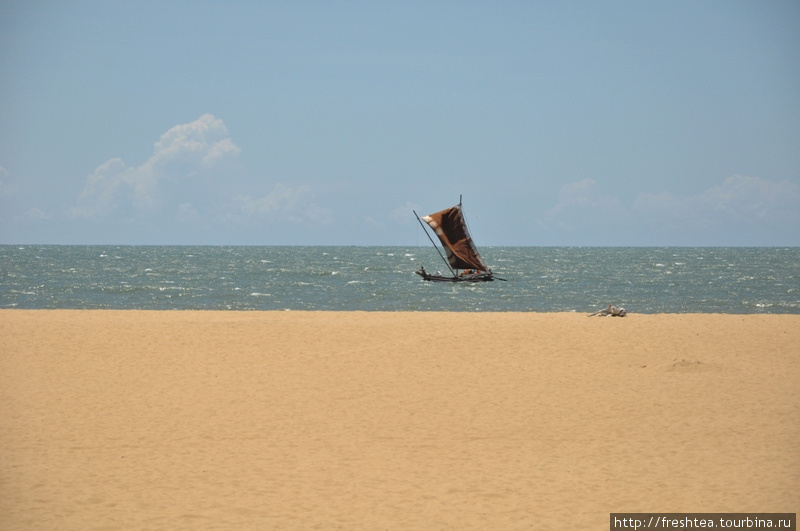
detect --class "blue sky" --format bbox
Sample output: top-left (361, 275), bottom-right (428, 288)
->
top-left (1, 1), bottom-right (799, 246)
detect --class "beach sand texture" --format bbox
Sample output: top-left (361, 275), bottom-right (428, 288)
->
top-left (1, 310), bottom-right (797, 530)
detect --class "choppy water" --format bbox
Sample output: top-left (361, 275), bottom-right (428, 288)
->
top-left (1, 246), bottom-right (798, 313)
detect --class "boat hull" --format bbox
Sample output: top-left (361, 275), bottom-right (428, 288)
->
top-left (415, 269), bottom-right (495, 282)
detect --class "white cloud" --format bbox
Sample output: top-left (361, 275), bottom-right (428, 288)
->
top-left (71, 158), bottom-right (134, 218)
top-left (67, 115), bottom-right (335, 241)
top-left (149, 115), bottom-right (240, 175)
top-left (390, 201), bottom-right (421, 224)
top-left (0, 166), bottom-right (15, 197)
top-left (356, 202), bottom-right (421, 232)
top-left (544, 178), bottom-right (627, 223)
top-left (24, 207), bottom-right (49, 221)
top-left (540, 175), bottom-right (800, 244)
top-left (177, 202), bottom-right (201, 224)
top-left (634, 175), bottom-right (800, 230)
top-left (71, 114), bottom-right (241, 219)
top-left (230, 183), bottom-right (333, 225)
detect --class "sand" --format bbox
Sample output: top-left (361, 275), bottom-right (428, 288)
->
top-left (0, 310), bottom-right (797, 530)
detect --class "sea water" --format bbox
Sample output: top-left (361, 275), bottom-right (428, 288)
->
top-left (1, 246), bottom-right (798, 313)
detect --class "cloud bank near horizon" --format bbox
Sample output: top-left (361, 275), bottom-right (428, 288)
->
top-left (541, 175), bottom-right (800, 245)
top-left (69, 115), bottom-right (331, 231)
top-left (634, 175), bottom-right (800, 231)
top-left (71, 115), bottom-right (240, 220)
top-left (1, 115), bottom-right (796, 245)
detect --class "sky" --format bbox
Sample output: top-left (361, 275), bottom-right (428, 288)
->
top-left (1, 1), bottom-right (799, 246)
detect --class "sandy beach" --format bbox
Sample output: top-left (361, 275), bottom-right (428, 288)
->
top-left (1, 310), bottom-right (797, 530)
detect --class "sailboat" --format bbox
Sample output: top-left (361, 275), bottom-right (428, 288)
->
top-left (413, 196), bottom-right (504, 282)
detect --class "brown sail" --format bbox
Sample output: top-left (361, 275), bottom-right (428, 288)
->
top-left (421, 204), bottom-right (489, 272)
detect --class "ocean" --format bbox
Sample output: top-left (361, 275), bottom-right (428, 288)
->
top-left (1, 246), bottom-right (798, 313)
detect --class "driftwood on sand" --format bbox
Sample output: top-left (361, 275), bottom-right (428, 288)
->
top-left (588, 304), bottom-right (627, 317)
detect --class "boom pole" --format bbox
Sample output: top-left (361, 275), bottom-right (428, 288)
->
top-left (413, 210), bottom-right (455, 276)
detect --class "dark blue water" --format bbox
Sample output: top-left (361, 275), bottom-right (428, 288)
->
top-left (1, 246), bottom-right (798, 312)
